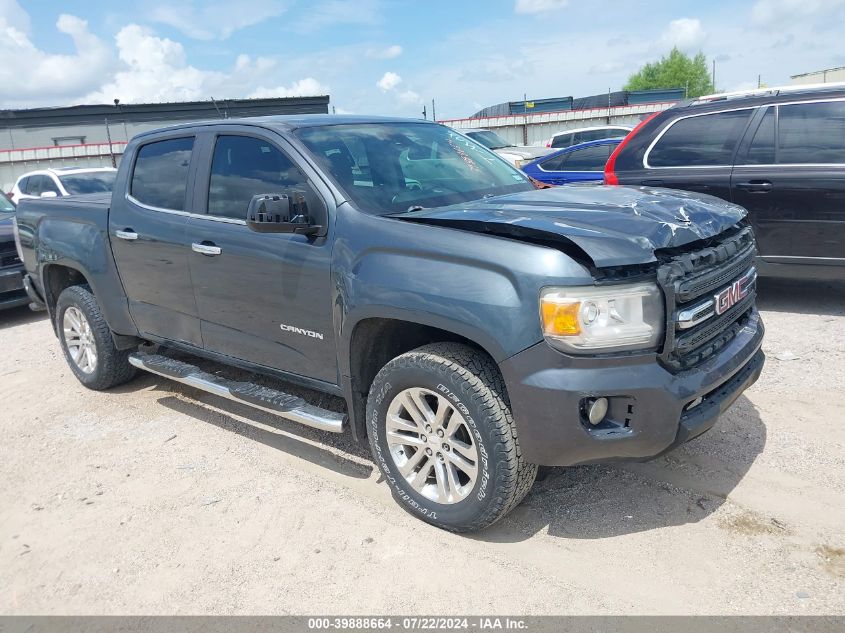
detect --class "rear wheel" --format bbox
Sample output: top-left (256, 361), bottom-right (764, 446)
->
top-left (367, 343), bottom-right (536, 532)
top-left (56, 285), bottom-right (137, 390)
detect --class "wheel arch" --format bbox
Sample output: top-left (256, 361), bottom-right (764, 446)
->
top-left (341, 313), bottom-right (505, 442)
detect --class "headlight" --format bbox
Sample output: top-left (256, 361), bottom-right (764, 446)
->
top-left (513, 159), bottom-right (526, 169)
top-left (540, 283), bottom-right (664, 353)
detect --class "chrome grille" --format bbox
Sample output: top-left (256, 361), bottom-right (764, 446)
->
top-left (658, 227), bottom-right (757, 371)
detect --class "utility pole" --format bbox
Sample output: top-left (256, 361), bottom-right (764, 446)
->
top-left (758, 74), bottom-right (762, 88)
top-left (104, 117), bottom-right (116, 168)
top-left (712, 59), bottom-right (716, 91)
top-left (431, 99), bottom-right (436, 122)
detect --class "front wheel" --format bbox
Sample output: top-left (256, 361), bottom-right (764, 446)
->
top-left (367, 343), bottom-right (537, 532)
top-left (56, 285), bottom-right (137, 390)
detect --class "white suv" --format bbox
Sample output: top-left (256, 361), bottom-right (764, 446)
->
top-left (546, 125), bottom-right (632, 149)
top-left (10, 167), bottom-right (117, 204)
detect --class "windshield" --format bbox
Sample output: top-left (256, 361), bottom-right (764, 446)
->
top-left (0, 192), bottom-right (13, 212)
top-left (296, 123), bottom-right (532, 215)
top-left (465, 130), bottom-right (512, 150)
top-left (58, 171), bottom-right (116, 195)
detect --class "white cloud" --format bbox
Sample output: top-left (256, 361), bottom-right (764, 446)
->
top-left (377, 71), bottom-right (402, 91)
top-left (151, 0), bottom-right (289, 40)
top-left (249, 77), bottom-right (330, 98)
top-left (0, 6), bottom-right (113, 106)
top-left (86, 25), bottom-right (325, 105)
top-left (659, 18), bottom-right (706, 53)
top-left (514, 0), bottom-right (568, 14)
top-left (297, 0), bottom-right (382, 31)
top-left (751, 0), bottom-right (845, 26)
top-left (366, 44), bottom-right (403, 59)
top-left (397, 90), bottom-right (421, 105)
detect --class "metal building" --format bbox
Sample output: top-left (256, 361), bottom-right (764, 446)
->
top-left (443, 89), bottom-right (684, 147)
top-left (791, 67), bottom-right (845, 85)
top-left (1, 96), bottom-right (330, 192)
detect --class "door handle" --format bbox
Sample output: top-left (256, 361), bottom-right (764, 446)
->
top-left (192, 242), bottom-right (222, 256)
top-left (641, 179), bottom-right (664, 186)
top-left (115, 229), bottom-right (138, 241)
top-left (735, 180), bottom-right (773, 192)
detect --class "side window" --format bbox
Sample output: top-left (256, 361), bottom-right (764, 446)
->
top-left (648, 109), bottom-right (752, 167)
top-left (551, 133), bottom-right (572, 149)
top-left (743, 108), bottom-right (775, 165)
top-left (130, 137), bottom-right (194, 210)
top-left (778, 101), bottom-right (845, 164)
top-left (43, 176), bottom-right (61, 195)
top-left (564, 144), bottom-right (613, 171)
top-left (19, 176), bottom-right (32, 195)
top-left (207, 135), bottom-right (322, 221)
top-left (540, 152), bottom-right (569, 171)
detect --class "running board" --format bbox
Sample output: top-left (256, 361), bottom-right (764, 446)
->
top-left (128, 353), bottom-right (345, 433)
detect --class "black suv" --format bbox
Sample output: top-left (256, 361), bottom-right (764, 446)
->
top-left (605, 85), bottom-right (845, 279)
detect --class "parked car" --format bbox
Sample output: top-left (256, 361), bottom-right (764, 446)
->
top-left (459, 128), bottom-right (552, 168)
top-left (546, 125), bottom-right (632, 149)
top-left (10, 167), bottom-right (117, 204)
top-left (605, 83), bottom-right (845, 280)
top-left (522, 138), bottom-right (622, 185)
top-left (0, 192), bottom-right (28, 310)
top-left (16, 115), bottom-right (764, 532)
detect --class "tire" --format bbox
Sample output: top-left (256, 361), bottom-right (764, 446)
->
top-left (366, 342), bottom-right (537, 532)
top-left (55, 285), bottom-right (137, 390)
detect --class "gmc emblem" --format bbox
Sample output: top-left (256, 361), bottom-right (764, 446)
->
top-left (714, 269), bottom-right (756, 315)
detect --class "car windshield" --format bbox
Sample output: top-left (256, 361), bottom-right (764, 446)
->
top-left (296, 123), bottom-right (533, 215)
top-left (0, 193), bottom-right (14, 212)
top-left (465, 130), bottom-right (512, 150)
top-left (58, 171), bottom-right (117, 195)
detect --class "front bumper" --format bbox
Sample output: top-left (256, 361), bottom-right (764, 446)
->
top-left (0, 265), bottom-right (28, 311)
top-left (499, 309), bottom-right (765, 466)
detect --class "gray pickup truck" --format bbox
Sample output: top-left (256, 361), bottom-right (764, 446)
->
top-left (15, 115), bottom-right (764, 532)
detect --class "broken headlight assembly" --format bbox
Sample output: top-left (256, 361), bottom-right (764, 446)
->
top-left (540, 283), bottom-right (664, 354)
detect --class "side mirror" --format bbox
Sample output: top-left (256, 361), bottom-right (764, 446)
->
top-left (245, 192), bottom-right (322, 235)
top-left (40, 191), bottom-right (58, 198)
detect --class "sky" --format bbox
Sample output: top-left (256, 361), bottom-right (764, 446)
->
top-left (1, 0), bottom-right (844, 120)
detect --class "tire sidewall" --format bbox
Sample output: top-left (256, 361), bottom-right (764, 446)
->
top-left (56, 288), bottom-right (109, 388)
top-left (367, 360), bottom-right (505, 530)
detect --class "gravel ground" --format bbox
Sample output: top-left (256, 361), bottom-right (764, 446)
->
top-left (0, 277), bottom-right (843, 615)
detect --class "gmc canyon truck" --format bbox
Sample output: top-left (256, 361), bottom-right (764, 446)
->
top-left (15, 116), bottom-right (765, 532)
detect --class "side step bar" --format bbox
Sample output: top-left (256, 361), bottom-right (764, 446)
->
top-left (128, 353), bottom-right (346, 433)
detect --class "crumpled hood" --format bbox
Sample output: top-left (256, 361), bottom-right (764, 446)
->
top-left (399, 186), bottom-right (747, 268)
top-left (496, 146), bottom-right (553, 160)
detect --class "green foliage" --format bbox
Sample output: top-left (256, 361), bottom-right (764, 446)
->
top-left (624, 48), bottom-right (714, 98)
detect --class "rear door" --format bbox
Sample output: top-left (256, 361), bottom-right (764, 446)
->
top-left (186, 129), bottom-right (337, 383)
top-left (731, 99), bottom-right (845, 260)
top-left (640, 108), bottom-right (754, 201)
top-left (109, 135), bottom-right (203, 346)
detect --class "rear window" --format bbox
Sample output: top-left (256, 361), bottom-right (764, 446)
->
top-left (648, 109), bottom-right (752, 167)
top-left (778, 101), bottom-right (845, 164)
top-left (130, 138), bottom-right (194, 210)
top-left (59, 171), bottom-right (116, 195)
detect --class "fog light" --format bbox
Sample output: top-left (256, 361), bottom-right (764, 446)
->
top-left (587, 397), bottom-right (609, 426)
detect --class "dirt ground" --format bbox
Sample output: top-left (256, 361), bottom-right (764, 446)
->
top-left (0, 278), bottom-right (843, 615)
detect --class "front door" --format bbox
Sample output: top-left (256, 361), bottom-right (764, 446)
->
top-left (186, 132), bottom-right (337, 384)
top-left (109, 135), bottom-right (202, 347)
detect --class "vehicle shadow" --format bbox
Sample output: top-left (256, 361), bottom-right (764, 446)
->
top-left (0, 304), bottom-right (47, 330)
top-left (134, 374), bottom-right (374, 481)
top-left (476, 394), bottom-right (766, 542)
top-left (757, 277), bottom-right (845, 316)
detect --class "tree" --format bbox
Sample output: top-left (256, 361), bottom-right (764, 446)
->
top-left (624, 48), bottom-right (714, 98)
